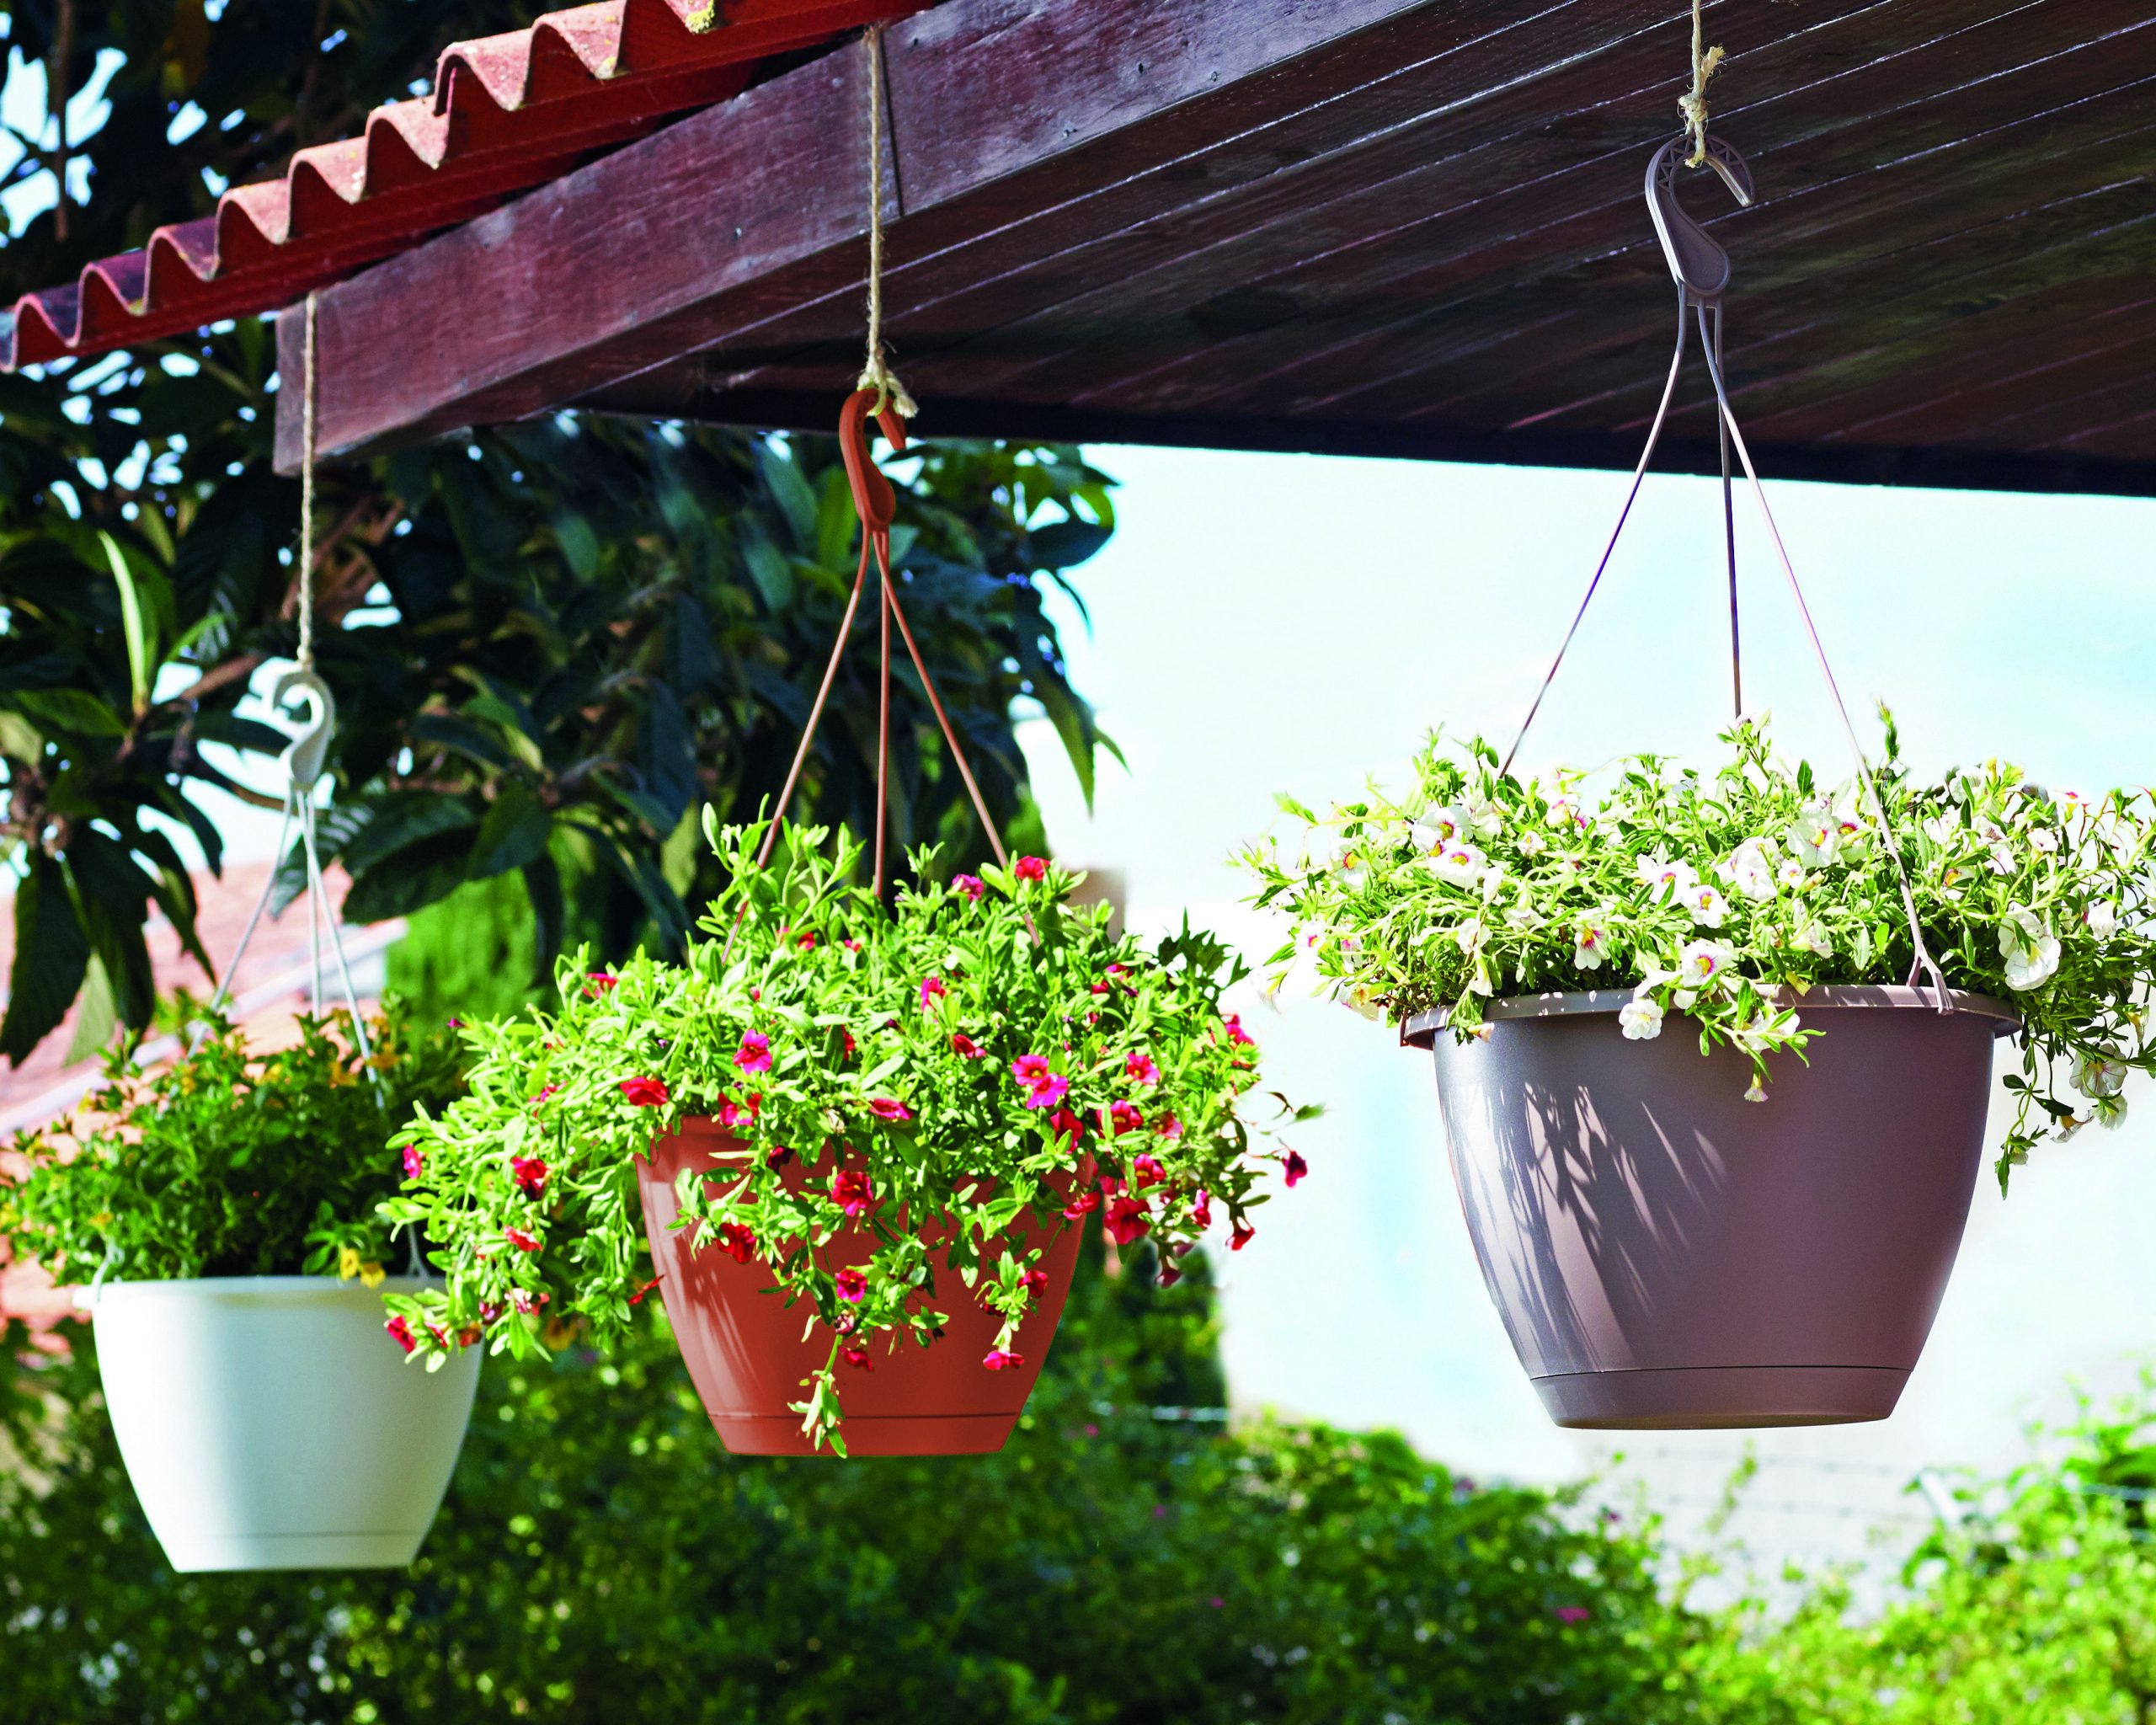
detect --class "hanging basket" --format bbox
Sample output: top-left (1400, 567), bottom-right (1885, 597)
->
top-left (1406, 987), bottom-right (2015, 1429)
top-left (82, 1276), bottom-right (480, 1572)
top-left (638, 1119), bottom-right (1086, 1455)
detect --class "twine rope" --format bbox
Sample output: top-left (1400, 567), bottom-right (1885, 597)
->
top-left (1678, 0), bottom-right (1725, 169)
top-left (857, 26), bottom-right (915, 419)
top-left (297, 290), bottom-right (319, 670)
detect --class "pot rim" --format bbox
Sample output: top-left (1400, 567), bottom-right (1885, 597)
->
top-left (73, 1274), bottom-right (442, 1312)
top-left (1401, 985), bottom-right (2020, 1050)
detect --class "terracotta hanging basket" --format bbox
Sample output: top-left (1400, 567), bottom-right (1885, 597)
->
top-left (1406, 986), bottom-right (2017, 1429)
top-left (638, 1118), bottom-right (1086, 1455)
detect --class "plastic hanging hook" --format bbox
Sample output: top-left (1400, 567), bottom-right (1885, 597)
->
top-left (270, 666), bottom-right (336, 793)
top-left (1645, 132), bottom-right (1754, 308)
top-left (838, 386), bottom-right (910, 536)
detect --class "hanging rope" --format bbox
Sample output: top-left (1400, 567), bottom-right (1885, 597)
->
top-left (1678, 0), bottom-right (1725, 169)
top-left (296, 289), bottom-right (320, 671)
top-left (856, 25), bottom-right (915, 420)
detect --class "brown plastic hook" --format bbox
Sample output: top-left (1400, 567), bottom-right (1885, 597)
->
top-left (1645, 133), bottom-right (1754, 308)
top-left (838, 387), bottom-right (910, 534)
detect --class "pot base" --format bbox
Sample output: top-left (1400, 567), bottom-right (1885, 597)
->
top-left (711, 1410), bottom-right (1021, 1457)
top-left (163, 1530), bottom-right (430, 1573)
top-left (1534, 1365), bottom-right (1909, 1430)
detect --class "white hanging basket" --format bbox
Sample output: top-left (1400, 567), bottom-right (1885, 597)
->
top-left (79, 1275), bottom-right (480, 1573)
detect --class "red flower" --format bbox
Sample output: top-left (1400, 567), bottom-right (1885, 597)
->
top-left (953, 873), bottom-right (985, 900)
top-left (1223, 1012), bottom-right (1254, 1047)
top-left (1049, 1107), bottom-right (1086, 1146)
top-left (1089, 980), bottom-right (1111, 996)
top-left (840, 1028), bottom-right (857, 1059)
top-left (1123, 1052), bottom-right (1160, 1085)
top-left (1011, 1053), bottom-right (1051, 1087)
top-left (1554, 1605), bottom-right (1590, 1625)
top-left (584, 970), bottom-right (618, 994)
top-left (841, 1344), bottom-right (876, 1373)
top-left (1062, 1188), bottom-right (1102, 1220)
top-left (511, 1156), bottom-right (549, 1199)
top-left (951, 1031), bottom-right (986, 1059)
top-left (620, 1076), bottom-right (670, 1108)
top-left (919, 975), bottom-right (947, 1008)
top-left (532, 1082), bottom-right (561, 1108)
top-left (1107, 1101), bottom-right (1145, 1138)
top-left (1025, 1075), bottom-right (1070, 1112)
top-left (1190, 1188), bottom-right (1213, 1228)
top-left (1156, 1264), bottom-right (1182, 1289)
top-left (983, 1348), bottom-right (1026, 1370)
top-left (716, 1092), bottom-right (762, 1130)
top-left (734, 1032), bottom-right (772, 1075)
top-left (797, 931), bottom-right (819, 949)
top-left (867, 1096), bottom-right (913, 1123)
top-left (457, 1323), bottom-right (485, 1347)
top-left (385, 1316), bottom-right (418, 1355)
top-left (478, 1300), bottom-right (505, 1324)
top-left (835, 1268), bottom-right (867, 1305)
top-left (1131, 1153), bottom-right (1166, 1188)
top-left (716, 1222), bottom-right (757, 1265)
top-left (504, 1226), bottom-right (542, 1253)
top-left (401, 1146), bottom-right (424, 1180)
top-left (1022, 1266), bottom-right (1049, 1298)
top-left (843, 937), bottom-right (862, 953)
top-left (1104, 1194), bottom-right (1152, 1246)
top-left (628, 1276), bottom-right (662, 1306)
top-left (766, 1144), bottom-right (793, 1170)
top-left (510, 1289), bottom-right (550, 1314)
top-left (1284, 1150), bottom-right (1309, 1188)
top-left (831, 1169), bottom-right (876, 1219)
top-left (1159, 1113), bottom-right (1185, 1142)
top-left (1014, 857), bottom-right (1049, 883)
top-left (1230, 1220), bottom-right (1256, 1252)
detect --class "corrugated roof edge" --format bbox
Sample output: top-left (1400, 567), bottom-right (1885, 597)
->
top-left (3, 0), bottom-right (921, 370)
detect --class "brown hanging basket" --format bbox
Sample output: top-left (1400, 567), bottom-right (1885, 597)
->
top-left (1405, 988), bottom-right (2017, 1429)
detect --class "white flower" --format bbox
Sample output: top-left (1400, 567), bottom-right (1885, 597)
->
top-left (2030, 827), bottom-right (2059, 853)
top-left (1678, 939), bottom-right (1738, 991)
top-left (1790, 806), bottom-right (1840, 868)
top-left (1743, 1078), bottom-right (1767, 1103)
top-left (1793, 915), bottom-right (1833, 957)
top-left (1517, 829), bottom-right (1548, 857)
top-left (1999, 906), bottom-right (2061, 992)
top-left (2057, 788), bottom-right (2094, 822)
top-left (1618, 997), bottom-right (1664, 1040)
top-left (1504, 905), bottom-right (1545, 932)
top-left (1721, 839), bottom-right (1778, 902)
top-left (2087, 900), bottom-right (2121, 938)
top-left (2073, 1055), bottom-right (2128, 1099)
top-left (1635, 855), bottom-right (1699, 901)
top-left (2097, 1094), bottom-right (2130, 1131)
top-left (1463, 794), bottom-right (1505, 838)
top-left (1778, 858), bottom-right (1808, 890)
top-left (1455, 919), bottom-right (1490, 958)
top-left (1574, 919), bottom-right (1610, 970)
top-left (1339, 988), bottom-right (1385, 1023)
top-left (1988, 842), bottom-right (2016, 876)
top-left (1417, 806), bottom-right (1468, 851)
top-left (1428, 841), bottom-right (1486, 887)
top-left (1922, 813), bottom-right (1960, 848)
top-left (1684, 883), bottom-right (1729, 929)
top-left (1672, 987), bottom-right (1698, 1009)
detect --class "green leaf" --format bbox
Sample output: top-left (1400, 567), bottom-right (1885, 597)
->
top-left (67, 833), bottom-right (159, 1032)
top-left (1029, 517), bottom-right (1113, 569)
top-left (467, 786), bottom-right (552, 881)
top-left (521, 852), bottom-right (564, 982)
top-left (0, 851), bottom-right (91, 1063)
top-left (63, 952), bottom-right (120, 1065)
top-left (345, 830), bottom-right (480, 924)
top-left (101, 532), bottom-right (157, 713)
top-left (10, 688), bottom-right (125, 739)
top-left (756, 443), bottom-right (819, 551)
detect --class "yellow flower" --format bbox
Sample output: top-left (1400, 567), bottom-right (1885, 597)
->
top-left (338, 1245), bottom-right (361, 1281)
top-left (360, 1260), bottom-right (387, 1290)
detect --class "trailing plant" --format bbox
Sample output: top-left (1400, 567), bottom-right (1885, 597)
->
top-left (0, 998), bottom-right (464, 1284)
top-left (387, 816), bottom-right (1307, 1450)
top-left (1245, 713), bottom-right (2156, 1179)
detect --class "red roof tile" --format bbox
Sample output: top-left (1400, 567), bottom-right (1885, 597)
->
top-left (3, 0), bottom-right (922, 369)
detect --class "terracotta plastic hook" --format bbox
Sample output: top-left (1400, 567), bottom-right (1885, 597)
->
top-left (1645, 133), bottom-right (1754, 308)
top-left (838, 387), bottom-right (910, 535)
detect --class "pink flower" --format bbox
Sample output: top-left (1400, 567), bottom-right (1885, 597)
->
top-left (504, 1226), bottom-right (542, 1253)
top-left (1230, 1220), bottom-right (1256, 1252)
top-left (1190, 1188), bottom-right (1213, 1228)
top-left (867, 1096), bottom-right (913, 1123)
top-left (953, 873), bottom-right (985, 900)
top-left (797, 931), bottom-right (819, 949)
top-left (1024, 1075), bottom-right (1070, 1111)
top-left (584, 971), bottom-right (617, 994)
top-left (734, 1032), bottom-right (772, 1075)
top-left (1224, 1013), bottom-right (1254, 1047)
top-left (983, 1348), bottom-right (1026, 1370)
top-left (385, 1316), bottom-right (418, 1355)
top-left (835, 1268), bottom-right (867, 1304)
top-left (1284, 1150), bottom-right (1309, 1188)
top-left (716, 1093), bottom-right (761, 1130)
top-left (510, 1289), bottom-right (550, 1314)
top-left (619, 1076), bottom-right (670, 1108)
top-left (1107, 1101), bottom-right (1145, 1138)
top-left (1049, 1107), bottom-right (1086, 1145)
top-left (1014, 856), bottom-right (1049, 882)
top-left (446, 1017), bottom-right (464, 1030)
top-left (532, 1082), bottom-right (561, 1108)
top-left (1104, 1194), bottom-right (1152, 1246)
top-left (1554, 1606), bottom-right (1590, 1626)
top-left (1062, 1188), bottom-right (1102, 1220)
top-left (716, 1222), bottom-right (757, 1265)
top-left (1131, 1153), bottom-right (1166, 1188)
top-left (831, 1169), bottom-right (876, 1219)
top-left (919, 975), bottom-right (947, 1009)
top-left (511, 1156), bottom-right (548, 1199)
top-left (1123, 1052), bottom-right (1160, 1085)
top-left (843, 937), bottom-right (861, 953)
top-left (1158, 1113), bottom-right (1184, 1141)
top-left (951, 1032), bottom-right (986, 1060)
top-left (1011, 1054), bottom-right (1052, 1087)
top-left (401, 1145), bottom-right (424, 1180)
top-left (841, 1344), bottom-right (875, 1373)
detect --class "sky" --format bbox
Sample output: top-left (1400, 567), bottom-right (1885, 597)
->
top-left (1016, 442), bottom-right (2156, 1570)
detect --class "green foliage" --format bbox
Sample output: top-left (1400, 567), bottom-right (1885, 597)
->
top-left (0, 1000), bottom-right (462, 1282)
top-left (0, 2), bottom-right (1117, 1065)
top-left (388, 819), bottom-right (1301, 1450)
top-left (0, 1239), bottom-right (1698, 1725)
top-left (1247, 716), bottom-right (2156, 1173)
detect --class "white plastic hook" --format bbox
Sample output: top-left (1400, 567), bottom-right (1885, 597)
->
top-left (271, 666), bottom-right (336, 794)
top-left (1646, 133), bottom-right (1754, 308)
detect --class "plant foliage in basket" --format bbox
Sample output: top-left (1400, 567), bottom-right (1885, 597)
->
top-left (386, 814), bottom-right (1307, 1451)
top-left (0, 1000), bottom-right (466, 1285)
top-left (1244, 714), bottom-right (2153, 1182)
